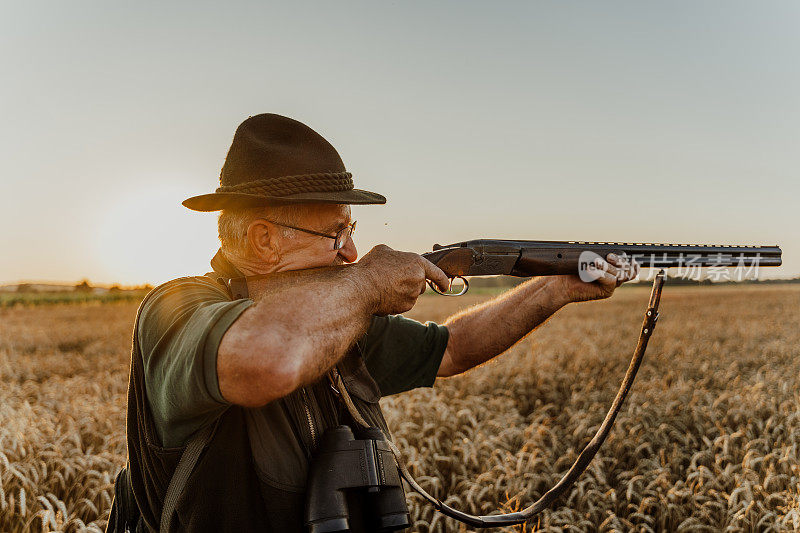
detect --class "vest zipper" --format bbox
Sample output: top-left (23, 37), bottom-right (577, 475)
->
top-left (301, 387), bottom-right (317, 448)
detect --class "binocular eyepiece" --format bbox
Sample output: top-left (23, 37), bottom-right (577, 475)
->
top-left (305, 425), bottom-right (410, 532)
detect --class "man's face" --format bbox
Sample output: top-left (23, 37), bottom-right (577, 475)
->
top-left (267, 204), bottom-right (357, 272)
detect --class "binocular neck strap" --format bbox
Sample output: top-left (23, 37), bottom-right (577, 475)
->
top-left (332, 270), bottom-right (666, 528)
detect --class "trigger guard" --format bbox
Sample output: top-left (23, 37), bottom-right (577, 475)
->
top-left (427, 276), bottom-right (469, 297)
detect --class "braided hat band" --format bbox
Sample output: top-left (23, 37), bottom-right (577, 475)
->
top-left (216, 172), bottom-right (354, 198)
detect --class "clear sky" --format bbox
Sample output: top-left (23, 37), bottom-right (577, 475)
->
top-left (2, 1), bottom-right (798, 285)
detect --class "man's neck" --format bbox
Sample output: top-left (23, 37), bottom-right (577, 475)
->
top-left (228, 255), bottom-right (276, 277)
top-left (213, 249), bottom-right (277, 278)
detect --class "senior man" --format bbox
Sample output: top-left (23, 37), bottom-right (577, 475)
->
top-left (113, 114), bottom-right (637, 533)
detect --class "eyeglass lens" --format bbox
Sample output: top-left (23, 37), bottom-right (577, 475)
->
top-left (334, 221), bottom-right (356, 250)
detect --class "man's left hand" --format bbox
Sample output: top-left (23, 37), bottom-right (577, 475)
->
top-left (553, 253), bottom-right (640, 303)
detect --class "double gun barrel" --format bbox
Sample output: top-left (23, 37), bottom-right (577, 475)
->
top-left (422, 239), bottom-right (782, 278)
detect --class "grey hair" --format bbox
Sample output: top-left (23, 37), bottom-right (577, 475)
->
top-left (217, 204), bottom-right (313, 260)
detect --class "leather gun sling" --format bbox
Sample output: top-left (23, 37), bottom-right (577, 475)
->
top-left (333, 271), bottom-right (666, 527)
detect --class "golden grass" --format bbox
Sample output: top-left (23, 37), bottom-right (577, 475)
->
top-left (0, 286), bottom-right (798, 532)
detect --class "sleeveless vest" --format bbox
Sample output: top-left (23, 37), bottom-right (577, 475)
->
top-left (126, 272), bottom-right (393, 532)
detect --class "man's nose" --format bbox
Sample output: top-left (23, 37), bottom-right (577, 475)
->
top-left (338, 235), bottom-right (358, 263)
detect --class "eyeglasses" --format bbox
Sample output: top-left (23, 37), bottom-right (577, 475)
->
top-left (264, 219), bottom-right (357, 250)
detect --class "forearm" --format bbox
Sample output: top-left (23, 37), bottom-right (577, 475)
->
top-left (218, 265), bottom-right (375, 405)
top-left (439, 277), bottom-right (569, 376)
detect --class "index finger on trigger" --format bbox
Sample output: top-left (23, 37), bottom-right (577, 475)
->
top-left (421, 257), bottom-right (451, 293)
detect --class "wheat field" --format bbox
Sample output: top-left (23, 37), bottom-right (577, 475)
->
top-left (0, 285), bottom-right (798, 532)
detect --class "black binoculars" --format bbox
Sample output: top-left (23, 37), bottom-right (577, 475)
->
top-left (305, 425), bottom-right (411, 532)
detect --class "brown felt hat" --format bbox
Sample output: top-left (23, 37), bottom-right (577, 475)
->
top-left (183, 114), bottom-right (386, 211)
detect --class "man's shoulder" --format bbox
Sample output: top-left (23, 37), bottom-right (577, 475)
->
top-left (143, 275), bottom-right (231, 309)
top-left (149, 274), bottom-right (230, 299)
top-left (137, 275), bottom-right (236, 336)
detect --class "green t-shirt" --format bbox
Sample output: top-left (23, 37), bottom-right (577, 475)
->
top-left (137, 275), bottom-right (449, 447)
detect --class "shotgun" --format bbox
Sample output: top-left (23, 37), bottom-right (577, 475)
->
top-left (422, 239), bottom-right (782, 294)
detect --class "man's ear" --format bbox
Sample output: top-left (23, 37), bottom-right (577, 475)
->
top-left (246, 220), bottom-right (278, 262)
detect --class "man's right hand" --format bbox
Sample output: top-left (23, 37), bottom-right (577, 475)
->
top-left (357, 244), bottom-right (450, 315)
